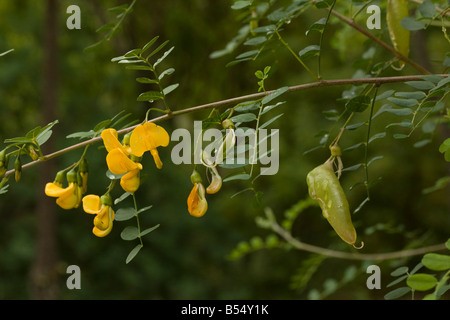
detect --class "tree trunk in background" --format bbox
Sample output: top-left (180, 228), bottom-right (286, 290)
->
top-left (29, 0), bottom-right (59, 300)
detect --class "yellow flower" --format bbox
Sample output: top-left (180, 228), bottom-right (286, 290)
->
top-left (120, 168), bottom-right (140, 194)
top-left (101, 128), bottom-right (143, 193)
top-left (106, 148), bottom-right (142, 175)
top-left (187, 182), bottom-right (208, 218)
top-left (45, 181), bottom-right (81, 210)
top-left (130, 122), bottom-right (170, 169)
top-left (45, 170), bottom-right (81, 210)
top-left (101, 128), bottom-right (127, 153)
top-left (82, 194), bottom-right (115, 237)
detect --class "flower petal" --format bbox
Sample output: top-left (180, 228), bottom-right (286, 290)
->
top-left (106, 148), bottom-right (143, 175)
top-left (206, 166), bottom-right (222, 194)
top-left (188, 183), bottom-right (208, 217)
top-left (101, 128), bottom-right (125, 153)
top-left (120, 169), bottom-right (140, 194)
top-left (56, 183), bottom-right (79, 210)
top-left (82, 194), bottom-right (101, 214)
top-left (45, 182), bottom-right (69, 198)
top-left (129, 124), bottom-right (147, 157)
top-left (150, 149), bottom-right (163, 169)
top-left (152, 123), bottom-right (170, 147)
top-left (92, 207), bottom-right (115, 237)
top-left (93, 206), bottom-right (111, 230)
top-left (130, 123), bottom-right (170, 157)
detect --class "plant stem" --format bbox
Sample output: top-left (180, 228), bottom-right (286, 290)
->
top-left (133, 193), bottom-right (144, 247)
top-left (317, 0), bottom-right (336, 79)
top-left (275, 30), bottom-right (318, 80)
top-left (270, 218), bottom-right (448, 261)
top-left (364, 86), bottom-right (378, 200)
top-left (4, 74), bottom-right (448, 178)
top-left (328, 8), bottom-right (432, 75)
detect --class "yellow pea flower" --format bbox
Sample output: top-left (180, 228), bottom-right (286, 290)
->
top-left (120, 168), bottom-right (140, 194)
top-left (101, 128), bottom-right (143, 193)
top-left (45, 169), bottom-right (81, 210)
top-left (130, 122), bottom-right (170, 169)
top-left (101, 128), bottom-right (127, 153)
top-left (106, 148), bottom-right (143, 175)
top-left (82, 194), bottom-right (115, 238)
top-left (45, 181), bottom-right (80, 210)
top-left (187, 182), bottom-right (208, 218)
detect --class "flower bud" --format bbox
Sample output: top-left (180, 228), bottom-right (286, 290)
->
top-left (100, 193), bottom-right (113, 207)
top-left (0, 166), bottom-right (6, 178)
top-left (222, 119), bottom-right (235, 130)
top-left (0, 150), bottom-right (7, 178)
top-left (330, 145), bottom-right (342, 157)
top-left (79, 158), bottom-right (89, 173)
top-left (122, 132), bottom-right (132, 146)
top-left (14, 156), bottom-right (22, 182)
top-left (66, 168), bottom-right (78, 183)
top-left (54, 170), bottom-right (65, 185)
top-left (0, 149), bottom-right (6, 167)
top-left (190, 169), bottom-right (202, 184)
top-left (27, 145), bottom-right (39, 161)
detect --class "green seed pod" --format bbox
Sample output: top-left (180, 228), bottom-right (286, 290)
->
top-left (306, 160), bottom-right (362, 248)
top-left (387, 0), bottom-right (410, 69)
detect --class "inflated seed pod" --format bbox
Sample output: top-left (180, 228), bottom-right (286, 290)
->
top-left (306, 160), bottom-right (361, 248)
top-left (386, 0), bottom-right (410, 69)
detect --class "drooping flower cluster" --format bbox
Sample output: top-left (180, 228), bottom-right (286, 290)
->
top-left (44, 165), bottom-right (87, 210)
top-left (45, 121), bottom-right (170, 237)
top-left (187, 119), bottom-right (235, 218)
top-left (101, 128), bottom-right (143, 194)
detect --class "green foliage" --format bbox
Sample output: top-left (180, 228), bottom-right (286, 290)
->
top-left (66, 110), bottom-right (136, 141)
top-left (307, 265), bottom-right (360, 300)
top-left (112, 36), bottom-right (179, 118)
top-left (85, 0), bottom-right (137, 51)
top-left (385, 239), bottom-right (450, 300)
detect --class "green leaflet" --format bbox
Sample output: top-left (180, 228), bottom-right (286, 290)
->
top-left (386, 0), bottom-right (410, 69)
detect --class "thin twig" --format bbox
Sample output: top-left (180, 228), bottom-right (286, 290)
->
top-left (329, 8), bottom-right (432, 75)
top-left (271, 220), bottom-right (447, 261)
top-left (4, 74), bottom-right (447, 178)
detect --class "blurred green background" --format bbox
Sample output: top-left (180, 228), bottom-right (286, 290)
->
top-left (0, 0), bottom-right (449, 300)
